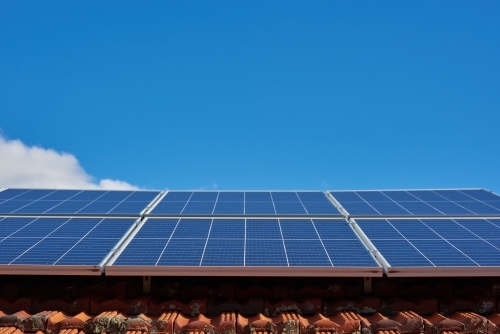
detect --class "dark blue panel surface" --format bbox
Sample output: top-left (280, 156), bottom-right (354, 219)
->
top-left (0, 200), bottom-right (32, 213)
top-left (98, 191), bottom-right (133, 201)
top-left (457, 220), bottom-right (500, 239)
top-left (382, 191), bottom-right (418, 201)
top-left (134, 219), bottom-right (178, 238)
top-left (213, 202), bottom-right (244, 214)
top-left (209, 219), bottom-right (244, 238)
top-left (245, 202), bottom-right (275, 214)
top-left (77, 201), bottom-right (118, 214)
top-left (280, 220), bottom-right (318, 239)
top-left (171, 219), bottom-right (211, 238)
top-left (246, 219), bottom-right (282, 239)
top-left (322, 240), bottom-right (377, 266)
top-left (0, 238), bottom-right (43, 264)
top-left (329, 192), bottom-right (363, 201)
top-left (461, 189), bottom-right (500, 201)
top-left (0, 189), bottom-right (30, 200)
top-left (245, 240), bottom-right (288, 266)
top-left (424, 220), bottom-right (479, 239)
top-left (369, 201), bottom-right (410, 215)
top-left (126, 191), bottom-right (160, 201)
top-left (190, 192), bottom-right (218, 201)
top-left (271, 192), bottom-right (300, 201)
top-left (57, 238), bottom-right (120, 265)
top-left (182, 201), bottom-right (216, 214)
top-left (356, 220), bottom-right (404, 239)
top-left (284, 239), bottom-right (331, 266)
top-left (45, 201), bottom-right (92, 214)
top-left (15, 190), bottom-right (54, 200)
top-left (373, 240), bottom-right (434, 266)
top-left (218, 192), bottom-right (244, 202)
top-left (202, 239), bottom-right (244, 266)
top-left (43, 190), bottom-right (81, 201)
top-left (14, 201), bottom-right (60, 214)
top-left (397, 202), bottom-right (441, 215)
top-left (49, 219), bottom-right (101, 238)
top-left (408, 191), bottom-right (446, 201)
top-left (340, 202), bottom-right (379, 215)
top-left (434, 190), bottom-right (475, 201)
top-left (302, 202), bottom-right (340, 214)
top-left (152, 202), bottom-right (186, 214)
top-left (389, 220), bottom-right (440, 239)
top-left (246, 192), bottom-right (272, 201)
top-left (69, 191), bottom-right (106, 201)
top-left (425, 201), bottom-right (473, 215)
top-left (9, 218), bottom-right (68, 238)
top-left (113, 239), bottom-right (167, 265)
top-left (313, 220), bottom-right (357, 239)
top-left (297, 192), bottom-right (329, 202)
top-left (409, 239), bottom-right (477, 266)
top-left (109, 201), bottom-right (152, 214)
top-left (456, 201), bottom-right (500, 214)
top-left (357, 191), bottom-right (389, 201)
top-left (157, 239), bottom-right (205, 265)
top-left (12, 238), bottom-right (80, 265)
top-left (163, 192), bottom-right (192, 201)
top-left (274, 202), bottom-right (307, 214)
top-left (447, 239), bottom-right (500, 266)
top-left (0, 218), bottom-right (37, 237)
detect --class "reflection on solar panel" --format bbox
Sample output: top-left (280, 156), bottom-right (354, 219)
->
top-left (107, 218), bottom-right (381, 276)
top-left (148, 191), bottom-right (341, 216)
top-left (329, 189), bottom-right (500, 217)
top-left (354, 218), bottom-right (500, 276)
top-left (0, 216), bottom-right (137, 275)
top-left (0, 189), bottom-right (161, 216)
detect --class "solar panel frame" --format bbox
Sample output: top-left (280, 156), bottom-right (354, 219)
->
top-left (350, 217), bottom-right (500, 277)
top-left (146, 190), bottom-right (342, 217)
top-left (106, 217), bottom-right (382, 277)
top-left (328, 189), bottom-right (500, 218)
top-left (0, 215), bottom-right (140, 275)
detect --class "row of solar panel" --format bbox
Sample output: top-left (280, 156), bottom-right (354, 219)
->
top-left (1, 188), bottom-right (500, 217)
top-left (4, 216), bottom-right (500, 270)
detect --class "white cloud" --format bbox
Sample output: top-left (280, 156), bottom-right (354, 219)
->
top-left (0, 135), bottom-right (139, 190)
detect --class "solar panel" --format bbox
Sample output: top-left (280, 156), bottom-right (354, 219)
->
top-left (329, 189), bottom-right (500, 217)
top-left (353, 218), bottom-right (500, 276)
top-left (148, 191), bottom-right (341, 217)
top-left (107, 218), bottom-right (381, 276)
top-left (0, 216), bottom-right (137, 275)
top-left (0, 189), bottom-right (161, 216)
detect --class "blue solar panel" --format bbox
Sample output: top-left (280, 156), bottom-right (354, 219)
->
top-left (150, 191), bottom-right (341, 216)
top-left (356, 218), bottom-right (500, 268)
top-left (330, 189), bottom-right (500, 217)
top-left (0, 189), bottom-right (161, 215)
top-left (111, 218), bottom-right (378, 269)
top-left (0, 217), bottom-right (135, 267)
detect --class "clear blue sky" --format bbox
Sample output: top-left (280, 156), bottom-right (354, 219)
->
top-left (1, 2), bottom-right (499, 192)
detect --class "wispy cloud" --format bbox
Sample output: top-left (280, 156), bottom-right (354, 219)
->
top-left (0, 135), bottom-right (139, 190)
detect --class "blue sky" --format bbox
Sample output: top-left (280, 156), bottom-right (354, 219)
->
top-left (0, 2), bottom-right (499, 192)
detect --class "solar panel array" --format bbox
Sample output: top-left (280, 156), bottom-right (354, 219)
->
top-left (149, 191), bottom-right (341, 216)
top-left (1, 187), bottom-right (500, 277)
top-left (329, 189), bottom-right (500, 217)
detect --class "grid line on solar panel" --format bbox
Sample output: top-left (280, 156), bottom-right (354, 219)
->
top-left (330, 189), bottom-right (500, 217)
top-left (110, 218), bottom-right (377, 268)
top-left (149, 191), bottom-right (340, 216)
top-left (0, 189), bottom-right (161, 215)
top-left (355, 218), bottom-right (500, 268)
